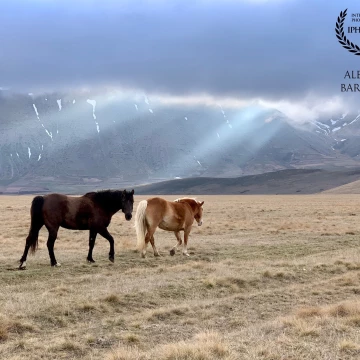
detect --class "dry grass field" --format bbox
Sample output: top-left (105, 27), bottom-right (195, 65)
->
top-left (1, 194), bottom-right (360, 359)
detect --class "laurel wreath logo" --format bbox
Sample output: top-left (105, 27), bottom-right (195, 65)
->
top-left (336, 8), bottom-right (360, 56)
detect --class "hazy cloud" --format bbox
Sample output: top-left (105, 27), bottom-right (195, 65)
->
top-left (0, 0), bottom-right (359, 109)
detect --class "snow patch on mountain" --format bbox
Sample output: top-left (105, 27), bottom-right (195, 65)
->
top-left (32, 104), bottom-right (40, 120)
top-left (316, 121), bottom-right (329, 129)
top-left (44, 129), bottom-right (53, 140)
top-left (57, 99), bottom-right (62, 111)
top-left (87, 99), bottom-right (97, 120)
top-left (313, 122), bottom-right (329, 135)
top-left (349, 114), bottom-right (360, 125)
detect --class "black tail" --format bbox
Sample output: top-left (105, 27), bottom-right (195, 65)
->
top-left (28, 196), bottom-right (45, 253)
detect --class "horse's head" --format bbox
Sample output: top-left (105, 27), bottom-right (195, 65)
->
top-left (121, 189), bottom-right (134, 221)
top-left (194, 200), bottom-right (204, 226)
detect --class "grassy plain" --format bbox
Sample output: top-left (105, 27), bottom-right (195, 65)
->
top-left (1, 194), bottom-right (360, 359)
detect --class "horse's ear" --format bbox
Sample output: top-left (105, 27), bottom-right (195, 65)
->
top-left (200, 201), bottom-right (204, 206)
top-left (131, 189), bottom-right (134, 194)
top-left (123, 189), bottom-right (126, 194)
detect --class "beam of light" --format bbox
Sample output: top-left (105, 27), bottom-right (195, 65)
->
top-left (166, 105), bottom-right (286, 178)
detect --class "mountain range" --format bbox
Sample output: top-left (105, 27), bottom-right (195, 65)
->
top-left (1, 89), bottom-right (360, 193)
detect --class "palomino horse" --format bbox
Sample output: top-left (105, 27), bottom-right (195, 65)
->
top-left (19, 189), bottom-right (134, 269)
top-left (134, 197), bottom-right (204, 258)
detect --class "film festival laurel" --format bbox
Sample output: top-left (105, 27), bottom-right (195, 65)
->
top-left (336, 11), bottom-right (360, 92)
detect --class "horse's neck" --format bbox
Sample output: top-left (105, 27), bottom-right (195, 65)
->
top-left (179, 200), bottom-right (196, 214)
top-left (104, 201), bottom-right (123, 215)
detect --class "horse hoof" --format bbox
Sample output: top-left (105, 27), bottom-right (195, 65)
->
top-left (109, 257), bottom-right (114, 263)
top-left (154, 253), bottom-right (160, 257)
top-left (52, 263), bottom-right (61, 267)
top-left (169, 249), bottom-right (175, 256)
top-left (87, 259), bottom-right (96, 263)
top-left (141, 253), bottom-right (146, 259)
top-left (18, 264), bottom-right (26, 270)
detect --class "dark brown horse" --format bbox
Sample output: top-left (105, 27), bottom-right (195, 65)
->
top-left (19, 189), bottom-right (134, 269)
top-left (135, 197), bottom-right (204, 258)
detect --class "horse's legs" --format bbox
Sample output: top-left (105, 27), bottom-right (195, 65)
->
top-left (142, 235), bottom-right (150, 258)
top-left (169, 231), bottom-right (182, 256)
top-left (142, 225), bottom-right (156, 258)
top-left (19, 223), bottom-right (44, 269)
top-left (46, 226), bottom-right (60, 267)
top-left (182, 229), bottom-right (191, 257)
top-left (149, 235), bottom-right (160, 257)
top-left (98, 228), bottom-right (115, 262)
top-left (87, 230), bottom-right (97, 263)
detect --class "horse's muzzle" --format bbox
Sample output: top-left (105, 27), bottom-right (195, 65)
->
top-left (198, 220), bottom-right (203, 226)
top-left (125, 213), bottom-right (132, 221)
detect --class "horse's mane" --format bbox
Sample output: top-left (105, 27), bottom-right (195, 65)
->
top-left (174, 197), bottom-right (197, 202)
top-left (84, 189), bottom-right (123, 209)
top-left (174, 197), bottom-right (203, 206)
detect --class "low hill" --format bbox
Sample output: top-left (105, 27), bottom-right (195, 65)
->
top-left (134, 168), bottom-right (360, 195)
top-left (2, 168), bottom-right (360, 195)
top-left (322, 179), bottom-right (360, 194)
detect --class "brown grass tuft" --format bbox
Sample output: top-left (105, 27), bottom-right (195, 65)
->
top-left (106, 346), bottom-right (144, 360)
top-left (339, 339), bottom-right (360, 354)
top-left (327, 302), bottom-right (360, 317)
top-left (296, 307), bottom-right (322, 318)
top-left (104, 294), bottom-right (121, 304)
top-left (107, 331), bottom-right (230, 360)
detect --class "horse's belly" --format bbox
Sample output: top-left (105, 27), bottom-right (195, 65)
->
top-left (158, 219), bottom-right (182, 232)
top-left (61, 220), bottom-right (89, 230)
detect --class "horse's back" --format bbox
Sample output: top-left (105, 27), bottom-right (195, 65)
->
top-left (146, 197), bottom-right (168, 207)
top-left (42, 193), bottom-right (69, 210)
top-left (146, 197), bottom-right (190, 215)
top-left (145, 197), bottom-right (168, 216)
top-left (42, 193), bottom-right (94, 229)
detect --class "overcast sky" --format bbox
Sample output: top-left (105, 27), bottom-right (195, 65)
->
top-left (1, 0), bottom-right (359, 120)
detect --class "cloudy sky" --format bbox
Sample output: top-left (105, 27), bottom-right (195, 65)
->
top-left (1, 0), bottom-right (359, 120)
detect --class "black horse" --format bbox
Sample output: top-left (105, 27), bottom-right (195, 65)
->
top-left (19, 189), bottom-right (134, 269)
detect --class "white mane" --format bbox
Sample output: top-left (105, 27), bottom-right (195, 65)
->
top-left (174, 197), bottom-right (203, 206)
top-left (174, 197), bottom-right (197, 202)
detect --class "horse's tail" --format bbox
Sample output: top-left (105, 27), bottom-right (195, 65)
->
top-left (135, 200), bottom-right (148, 251)
top-left (27, 196), bottom-right (45, 253)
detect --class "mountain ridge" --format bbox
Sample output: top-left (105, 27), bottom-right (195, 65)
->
top-left (2, 90), bottom-right (360, 190)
